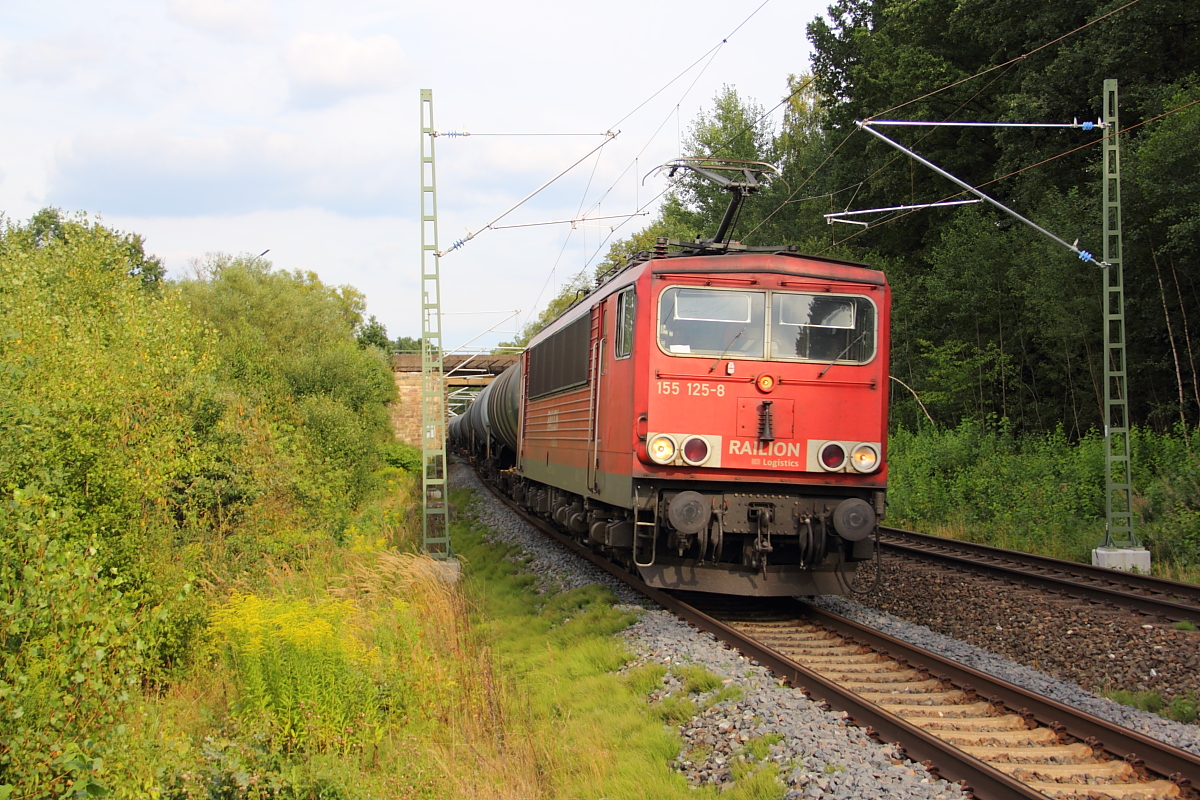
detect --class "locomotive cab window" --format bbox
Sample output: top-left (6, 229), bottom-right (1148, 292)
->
top-left (657, 287), bottom-right (766, 358)
top-left (614, 287), bottom-right (635, 359)
top-left (770, 293), bottom-right (876, 363)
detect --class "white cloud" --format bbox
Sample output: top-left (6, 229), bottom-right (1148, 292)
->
top-left (167, 0), bottom-right (275, 41)
top-left (283, 32), bottom-right (404, 108)
top-left (0, 35), bottom-right (106, 84)
top-left (47, 126), bottom-right (404, 217)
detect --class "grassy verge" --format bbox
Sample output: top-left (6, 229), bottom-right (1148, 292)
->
top-left (103, 471), bottom-right (454, 799)
top-left (98, 479), bottom-right (801, 799)
top-left (444, 485), bottom-right (788, 799)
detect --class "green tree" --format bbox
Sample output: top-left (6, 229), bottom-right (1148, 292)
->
top-left (22, 207), bottom-right (165, 288)
top-left (1132, 80), bottom-right (1200, 265)
top-left (392, 335), bottom-right (421, 353)
top-left (0, 212), bottom-right (209, 794)
top-left (744, 73), bottom-right (838, 247)
top-left (664, 85), bottom-right (780, 242)
top-left (803, 0), bottom-right (1200, 431)
top-left (497, 270), bottom-right (594, 349)
top-left (0, 213), bottom-right (205, 548)
top-left (357, 314), bottom-right (391, 351)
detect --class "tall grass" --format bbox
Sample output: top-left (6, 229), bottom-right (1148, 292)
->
top-left (335, 551), bottom-right (515, 774)
top-left (210, 594), bottom-right (381, 755)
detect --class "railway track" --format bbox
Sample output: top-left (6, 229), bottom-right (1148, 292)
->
top-left (689, 594), bottom-right (1194, 800)
top-left (470, 471), bottom-right (1200, 800)
top-left (879, 527), bottom-right (1200, 625)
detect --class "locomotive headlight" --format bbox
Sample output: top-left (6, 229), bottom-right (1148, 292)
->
top-left (819, 442), bottom-right (847, 471)
top-left (648, 434), bottom-right (678, 464)
top-left (681, 436), bottom-right (710, 466)
top-left (755, 373), bottom-right (777, 393)
top-left (850, 443), bottom-right (879, 473)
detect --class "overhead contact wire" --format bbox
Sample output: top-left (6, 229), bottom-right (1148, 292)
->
top-left (440, 133), bottom-right (618, 256)
top-left (531, 3), bottom-right (752, 310)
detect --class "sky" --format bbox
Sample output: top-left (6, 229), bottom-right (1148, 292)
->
top-left (0, 0), bottom-right (831, 352)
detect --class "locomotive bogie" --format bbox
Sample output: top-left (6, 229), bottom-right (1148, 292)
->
top-left (489, 475), bottom-right (870, 596)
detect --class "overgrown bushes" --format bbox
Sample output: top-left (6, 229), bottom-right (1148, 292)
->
top-left (887, 420), bottom-right (1200, 573)
top-left (0, 211), bottom-right (405, 796)
top-left (0, 490), bottom-right (146, 798)
top-left (177, 254), bottom-right (396, 516)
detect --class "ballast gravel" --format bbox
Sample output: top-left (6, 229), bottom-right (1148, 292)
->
top-left (624, 609), bottom-right (964, 799)
top-left (449, 464), bottom-right (964, 799)
top-left (852, 556), bottom-right (1200, 706)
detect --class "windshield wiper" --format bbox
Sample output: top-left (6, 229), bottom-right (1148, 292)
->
top-left (709, 325), bottom-right (748, 372)
top-left (818, 330), bottom-right (868, 378)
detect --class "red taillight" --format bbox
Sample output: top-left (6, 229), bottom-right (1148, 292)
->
top-left (682, 436), bottom-right (709, 465)
top-left (820, 442), bottom-right (846, 470)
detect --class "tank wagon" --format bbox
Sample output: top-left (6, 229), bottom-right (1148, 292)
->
top-left (450, 160), bottom-right (891, 596)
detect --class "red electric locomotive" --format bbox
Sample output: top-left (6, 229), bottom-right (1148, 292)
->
top-left (451, 161), bottom-right (890, 596)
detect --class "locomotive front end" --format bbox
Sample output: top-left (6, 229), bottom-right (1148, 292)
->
top-left (632, 253), bottom-right (890, 595)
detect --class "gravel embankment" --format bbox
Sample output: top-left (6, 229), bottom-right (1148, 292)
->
top-left (450, 464), bottom-right (964, 799)
top-left (838, 555), bottom-right (1200, 755)
top-left (625, 609), bottom-right (963, 799)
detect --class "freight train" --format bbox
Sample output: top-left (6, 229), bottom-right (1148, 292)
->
top-left (449, 160), bottom-right (890, 596)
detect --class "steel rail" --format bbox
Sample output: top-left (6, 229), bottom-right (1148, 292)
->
top-left (881, 526), bottom-right (1200, 623)
top-left (468, 469), bottom-right (1200, 798)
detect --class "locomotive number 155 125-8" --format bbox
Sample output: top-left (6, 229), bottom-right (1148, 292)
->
top-left (657, 380), bottom-right (726, 397)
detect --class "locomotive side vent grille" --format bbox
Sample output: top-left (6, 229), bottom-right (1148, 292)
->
top-left (528, 315), bottom-right (591, 399)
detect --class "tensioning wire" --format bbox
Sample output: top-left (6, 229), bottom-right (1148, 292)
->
top-left (606, 0), bottom-right (773, 131)
top-left (812, 94), bottom-right (1200, 256)
top-left (575, 38), bottom-right (726, 224)
top-left (742, 58), bottom-right (1019, 242)
top-left (577, 0), bottom-right (775, 221)
top-left (527, 1), bottom-right (764, 318)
